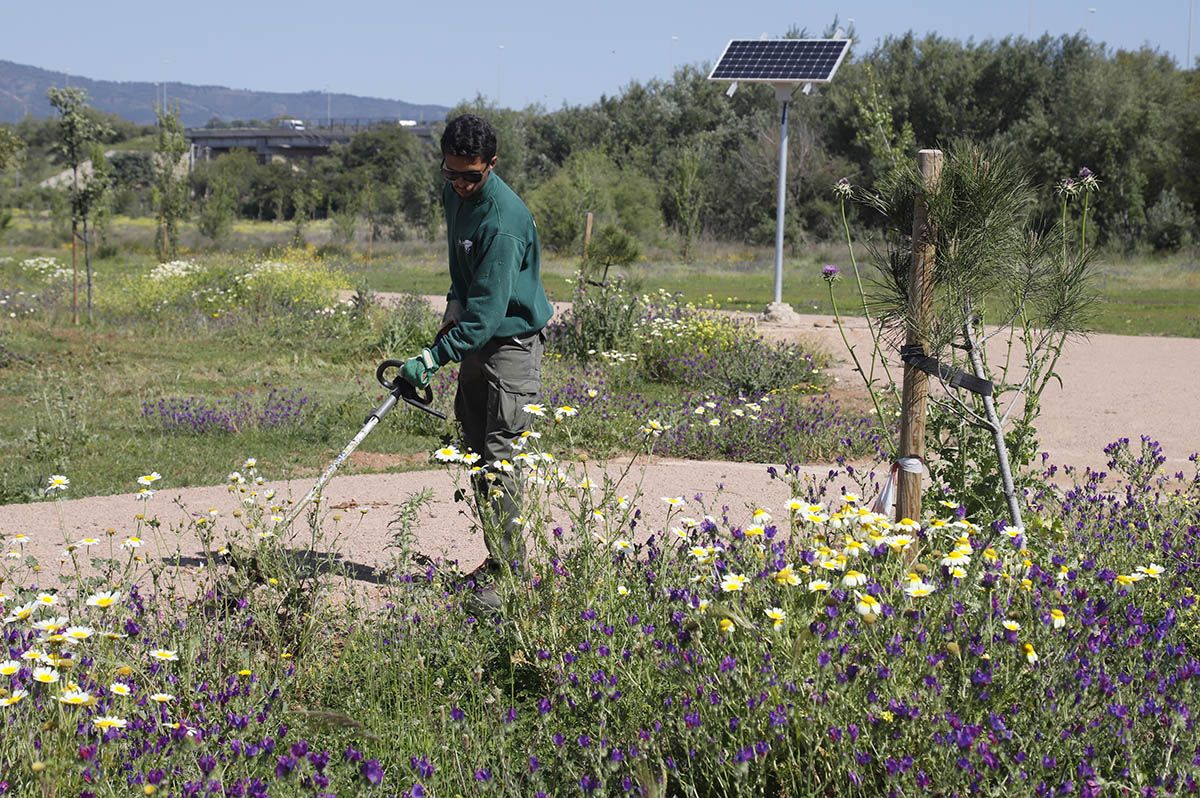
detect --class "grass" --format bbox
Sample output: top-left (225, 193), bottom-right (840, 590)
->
top-left (0, 251), bottom-right (882, 505)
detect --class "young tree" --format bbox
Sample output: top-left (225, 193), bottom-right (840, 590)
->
top-left (290, 179), bottom-right (318, 248)
top-left (668, 142), bottom-right (706, 262)
top-left (852, 144), bottom-right (1097, 524)
top-left (0, 128), bottom-right (25, 240)
top-left (152, 104), bottom-right (189, 262)
top-left (77, 143), bottom-right (113, 321)
top-left (196, 169), bottom-right (236, 245)
top-left (47, 87), bottom-right (112, 324)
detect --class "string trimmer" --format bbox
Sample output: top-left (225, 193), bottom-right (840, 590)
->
top-left (276, 360), bottom-right (446, 529)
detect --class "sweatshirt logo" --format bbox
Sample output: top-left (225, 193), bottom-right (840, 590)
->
top-left (458, 238), bottom-right (473, 254)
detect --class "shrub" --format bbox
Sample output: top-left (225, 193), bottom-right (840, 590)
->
top-left (544, 275), bottom-right (645, 362)
top-left (637, 291), bottom-right (819, 395)
top-left (113, 250), bottom-right (346, 321)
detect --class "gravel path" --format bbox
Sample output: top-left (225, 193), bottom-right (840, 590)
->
top-left (3, 296), bottom-right (1197, 581)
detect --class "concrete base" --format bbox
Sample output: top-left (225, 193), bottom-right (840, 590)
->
top-left (761, 302), bottom-right (805, 325)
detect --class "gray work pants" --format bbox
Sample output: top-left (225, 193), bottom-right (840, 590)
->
top-left (454, 330), bottom-right (544, 574)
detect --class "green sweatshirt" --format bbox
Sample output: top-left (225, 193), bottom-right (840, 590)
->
top-left (429, 173), bottom-right (553, 366)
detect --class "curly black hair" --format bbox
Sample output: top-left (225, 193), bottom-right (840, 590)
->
top-left (440, 114), bottom-right (497, 161)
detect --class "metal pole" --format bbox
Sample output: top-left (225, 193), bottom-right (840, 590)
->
top-left (963, 303), bottom-right (1023, 528)
top-left (773, 98), bottom-right (789, 305)
top-left (1188, 0), bottom-right (1194, 70)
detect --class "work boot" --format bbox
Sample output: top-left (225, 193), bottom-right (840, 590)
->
top-left (463, 583), bottom-right (504, 618)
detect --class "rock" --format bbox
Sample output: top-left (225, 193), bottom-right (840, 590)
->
top-left (760, 302), bottom-right (805, 325)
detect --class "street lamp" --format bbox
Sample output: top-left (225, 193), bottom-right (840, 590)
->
top-left (670, 35), bottom-right (679, 75)
top-left (497, 44), bottom-right (504, 105)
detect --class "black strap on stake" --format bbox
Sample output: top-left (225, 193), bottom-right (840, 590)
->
top-left (900, 344), bottom-right (993, 397)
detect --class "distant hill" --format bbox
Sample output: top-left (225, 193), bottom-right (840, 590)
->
top-left (0, 60), bottom-right (449, 127)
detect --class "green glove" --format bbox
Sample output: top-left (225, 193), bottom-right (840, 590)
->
top-left (399, 348), bottom-right (438, 389)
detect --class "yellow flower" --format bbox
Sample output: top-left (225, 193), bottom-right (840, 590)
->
top-left (93, 715), bottom-right (128, 730)
top-left (662, 496), bottom-right (685, 507)
top-left (149, 692), bottom-right (174, 703)
top-left (807, 579), bottom-right (832, 593)
top-left (841, 570), bottom-right (867, 588)
top-left (57, 689), bottom-right (92, 706)
top-left (86, 591), bottom-right (122, 609)
top-left (743, 525), bottom-right (765, 538)
top-left (855, 593), bottom-right (881, 618)
top-left (0, 689), bottom-right (29, 707)
top-left (148, 649), bottom-right (178, 662)
top-left (110, 682), bottom-right (132, 697)
top-left (0, 660), bottom-right (19, 676)
top-left (1023, 643), bottom-right (1039, 664)
top-left (720, 573), bottom-right (747, 592)
top-left (764, 607), bottom-right (786, 630)
top-left (433, 446), bottom-right (462, 463)
top-left (718, 618), bottom-right (734, 634)
top-left (32, 666), bottom-right (60, 684)
top-left (774, 565), bottom-right (801, 586)
top-left (1049, 609), bottom-right (1066, 629)
top-left (1002, 620), bottom-right (1021, 632)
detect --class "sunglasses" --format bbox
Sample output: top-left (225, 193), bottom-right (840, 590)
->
top-left (440, 159), bottom-right (492, 184)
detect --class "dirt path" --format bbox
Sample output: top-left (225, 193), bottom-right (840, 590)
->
top-left (3, 296), bottom-right (1197, 581)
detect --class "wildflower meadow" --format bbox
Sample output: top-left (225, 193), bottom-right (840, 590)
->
top-left (3, 153), bottom-right (1200, 796)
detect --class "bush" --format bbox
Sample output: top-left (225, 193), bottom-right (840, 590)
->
top-left (527, 150), bottom-right (662, 252)
top-left (1145, 187), bottom-right (1195, 252)
top-left (544, 275), bottom-right (645, 362)
top-left (112, 250), bottom-right (346, 322)
top-left (636, 291), bottom-right (819, 395)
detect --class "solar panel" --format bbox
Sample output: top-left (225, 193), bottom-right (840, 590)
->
top-left (708, 39), bottom-right (851, 83)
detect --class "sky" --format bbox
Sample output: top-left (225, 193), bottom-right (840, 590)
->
top-left (5, 0), bottom-right (1197, 110)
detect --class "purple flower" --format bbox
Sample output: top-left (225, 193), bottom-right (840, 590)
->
top-left (822, 264), bottom-right (840, 282)
top-left (361, 759), bottom-right (384, 786)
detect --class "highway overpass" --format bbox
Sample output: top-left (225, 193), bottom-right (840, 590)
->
top-left (186, 120), bottom-right (436, 164)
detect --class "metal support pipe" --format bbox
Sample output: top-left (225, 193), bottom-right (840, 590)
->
top-left (773, 99), bottom-right (790, 305)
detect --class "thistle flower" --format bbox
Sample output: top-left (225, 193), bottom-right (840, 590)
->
top-left (1056, 177), bottom-right (1079, 198)
top-left (832, 177), bottom-right (853, 199)
top-left (821, 264), bottom-right (840, 283)
top-left (1077, 166), bottom-right (1099, 192)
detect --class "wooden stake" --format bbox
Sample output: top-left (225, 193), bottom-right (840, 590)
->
top-left (895, 149), bottom-right (943, 523)
top-left (583, 212), bottom-right (594, 256)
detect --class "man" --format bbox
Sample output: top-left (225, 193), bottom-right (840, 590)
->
top-left (399, 114), bottom-right (553, 606)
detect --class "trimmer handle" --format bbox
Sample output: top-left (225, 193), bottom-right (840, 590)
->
top-left (375, 359), bottom-right (446, 420)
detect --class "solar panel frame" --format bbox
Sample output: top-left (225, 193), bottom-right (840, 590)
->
top-left (707, 38), bottom-right (851, 84)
